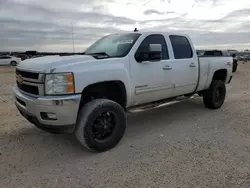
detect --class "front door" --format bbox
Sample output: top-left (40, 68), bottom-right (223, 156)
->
top-left (130, 34), bottom-right (174, 106)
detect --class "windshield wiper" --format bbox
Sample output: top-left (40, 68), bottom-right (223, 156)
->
top-left (86, 52), bottom-right (110, 57)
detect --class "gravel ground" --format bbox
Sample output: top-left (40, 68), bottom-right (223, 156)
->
top-left (1, 63), bottom-right (250, 188)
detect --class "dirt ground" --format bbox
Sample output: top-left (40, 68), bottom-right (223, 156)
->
top-left (1, 62), bottom-right (250, 188)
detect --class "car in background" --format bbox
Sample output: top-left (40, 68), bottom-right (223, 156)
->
top-left (0, 55), bottom-right (21, 66)
top-left (246, 55), bottom-right (250, 61)
top-left (15, 54), bottom-right (29, 61)
top-left (237, 56), bottom-right (246, 61)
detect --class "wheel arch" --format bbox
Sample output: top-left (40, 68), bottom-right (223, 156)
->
top-left (212, 69), bottom-right (227, 83)
top-left (78, 80), bottom-right (127, 111)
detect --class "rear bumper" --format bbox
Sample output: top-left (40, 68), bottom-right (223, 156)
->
top-left (13, 85), bottom-right (81, 127)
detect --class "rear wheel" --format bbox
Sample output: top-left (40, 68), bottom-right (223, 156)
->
top-left (203, 80), bottom-right (226, 109)
top-left (10, 61), bottom-right (17, 66)
top-left (75, 99), bottom-right (126, 152)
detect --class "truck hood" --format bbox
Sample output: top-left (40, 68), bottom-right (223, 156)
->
top-left (17, 55), bottom-right (96, 72)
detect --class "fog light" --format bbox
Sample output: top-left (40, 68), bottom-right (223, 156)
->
top-left (47, 113), bottom-right (57, 120)
top-left (40, 112), bottom-right (57, 120)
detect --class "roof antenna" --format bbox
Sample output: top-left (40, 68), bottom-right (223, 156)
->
top-left (71, 22), bottom-right (75, 53)
top-left (134, 27), bottom-right (138, 32)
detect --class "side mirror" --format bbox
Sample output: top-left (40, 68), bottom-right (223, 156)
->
top-left (148, 44), bottom-right (162, 61)
top-left (135, 44), bottom-right (162, 63)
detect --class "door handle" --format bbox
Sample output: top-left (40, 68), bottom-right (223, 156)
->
top-left (162, 65), bottom-right (172, 70)
top-left (189, 63), bottom-right (196, 67)
top-left (226, 62), bottom-right (232, 66)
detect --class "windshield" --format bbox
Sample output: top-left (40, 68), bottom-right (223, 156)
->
top-left (85, 33), bottom-right (141, 58)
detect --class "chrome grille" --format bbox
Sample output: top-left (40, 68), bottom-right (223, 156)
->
top-left (16, 69), bottom-right (39, 79)
top-left (16, 69), bottom-right (44, 96)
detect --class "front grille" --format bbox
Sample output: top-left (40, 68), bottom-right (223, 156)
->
top-left (17, 82), bottom-right (39, 95)
top-left (16, 69), bottom-right (44, 95)
top-left (16, 69), bottom-right (39, 79)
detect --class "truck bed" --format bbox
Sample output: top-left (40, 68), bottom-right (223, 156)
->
top-left (196, 56), bottom-right (233, 92)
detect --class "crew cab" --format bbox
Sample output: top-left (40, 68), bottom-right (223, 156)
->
top-left (13, 31), bottom-right (233, 152)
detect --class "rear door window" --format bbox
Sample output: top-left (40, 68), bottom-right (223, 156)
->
top-left (169, 35), bottom-right (193, 59)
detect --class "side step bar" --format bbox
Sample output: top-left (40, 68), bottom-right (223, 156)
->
top-left (127, 95), bottom-right (195, 114)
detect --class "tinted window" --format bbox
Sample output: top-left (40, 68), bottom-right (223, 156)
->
top-left (170, 35), bottom-right (193, 59)
top-left (214, 51), bottom-right (222, 56)
top-left (204, 51), bottom-right (222, 56)
top-left (0, 56), bottom-right (11, 59)
top-left (204, 51), bottom-right (214, 56)
top-left (135, 34), bottom-right (169, 61)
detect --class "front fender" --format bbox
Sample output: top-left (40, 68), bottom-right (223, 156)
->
top-left (72, 59), bottom-right (132, 107)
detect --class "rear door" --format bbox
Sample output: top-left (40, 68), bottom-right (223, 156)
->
top-left (167, 35), bottom-right (199, 95)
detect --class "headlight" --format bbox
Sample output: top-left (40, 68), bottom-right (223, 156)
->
top-left (45, 73), bottom-right (74, 95)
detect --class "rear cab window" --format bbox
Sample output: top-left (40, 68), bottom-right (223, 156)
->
top-left (169, 35), bottom-right (193, 59)
top-left (203, 50), bottom-right (223, 56)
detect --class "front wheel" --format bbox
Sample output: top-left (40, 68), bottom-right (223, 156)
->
top-left (75, 99), bottom-right (126, 152)
top-left (203, 80), bottom-right (226, 109)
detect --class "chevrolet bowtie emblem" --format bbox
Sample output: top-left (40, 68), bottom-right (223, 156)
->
top-left (16, 74), bottom-right (24, 84)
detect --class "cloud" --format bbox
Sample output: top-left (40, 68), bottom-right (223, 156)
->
top-left (144, 9), bottom-right (165, 15)
top-left (0, 0), bottom-right (250, 52)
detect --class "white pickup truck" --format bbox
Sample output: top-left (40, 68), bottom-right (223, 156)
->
top-left (13, 31), bottom-right (233, 152)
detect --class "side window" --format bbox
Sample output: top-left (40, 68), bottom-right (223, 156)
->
top-left (169, 35), bottom-right (193, 59)
top-left (222, 51), bottom-right (229, 56)
top-left (0, 56), bottom-right (11, 59)
top-left (135, 34), bottom-right (169, 61)
top-left (214, 51), bottom-right (222, 56)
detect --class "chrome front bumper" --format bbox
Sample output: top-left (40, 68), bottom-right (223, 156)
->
top-left (13, 85), bottom-right (81, 127)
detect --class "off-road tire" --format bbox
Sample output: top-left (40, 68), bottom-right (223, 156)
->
top-left (203, 80), bottom-right (226, 109)
top-left (75, 99), bottom-right (126, 152)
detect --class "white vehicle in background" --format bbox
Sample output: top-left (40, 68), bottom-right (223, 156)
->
top-left (0, 55), bottom-right (21, 66)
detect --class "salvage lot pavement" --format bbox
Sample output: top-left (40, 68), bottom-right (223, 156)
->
top-left (1, 63), bottom-right (250, 188)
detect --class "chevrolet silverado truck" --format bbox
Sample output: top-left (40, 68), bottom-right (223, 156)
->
top-left (13, 31), bottom-right (233, 152)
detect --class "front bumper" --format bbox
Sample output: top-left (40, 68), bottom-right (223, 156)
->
top-left (13, 85), bottom-right (81, 127)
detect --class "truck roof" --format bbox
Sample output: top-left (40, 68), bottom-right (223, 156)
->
top-left (114, 31), bottom-right (189, 37)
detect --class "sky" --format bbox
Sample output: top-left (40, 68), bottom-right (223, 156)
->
top-left (0, 0), bottom-right (250, 52)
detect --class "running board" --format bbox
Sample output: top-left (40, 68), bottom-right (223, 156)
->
top-left (127, 95), bottom-right (195, 114)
